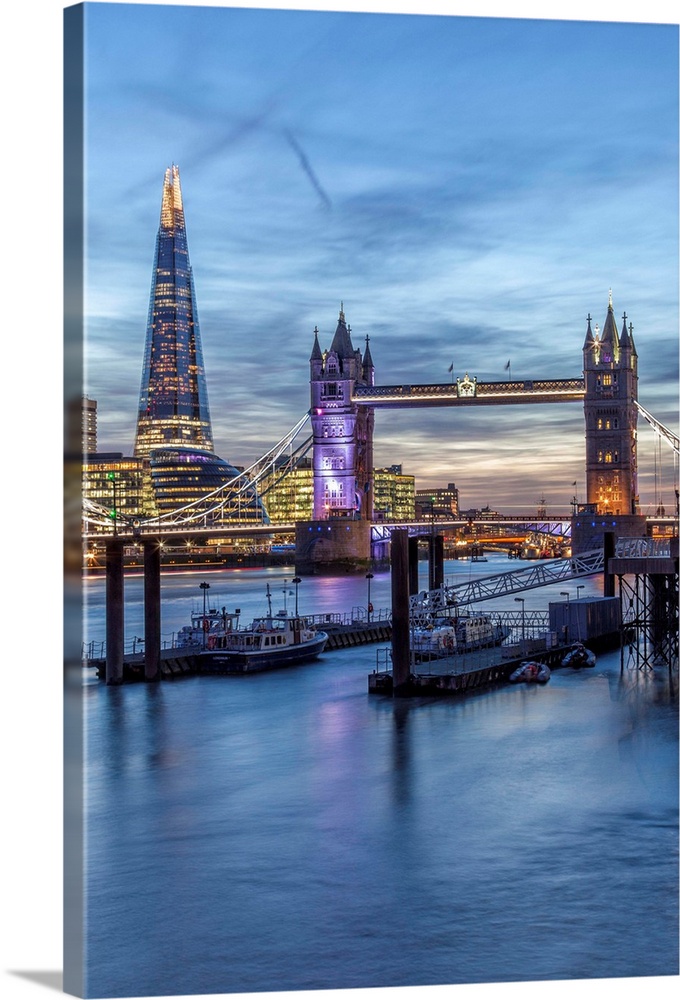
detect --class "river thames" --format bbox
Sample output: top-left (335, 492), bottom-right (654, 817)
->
top-left (77, 555), bottom-right (678, 998)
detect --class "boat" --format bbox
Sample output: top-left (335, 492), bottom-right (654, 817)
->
top-left (455, 614), bottom-right (509, 651)
top-left (509, 661), bottom-right (551, 684)
top-left (411, 624), bottom-right (458, 660)
top-left (561, 642), bottom-right (596, 669)
top-left (193, 585), bottom-right (328, 674)
top-left (411, 614), bottom-right (509, 661)
top-left (176, 607), bottom-right (235, 649)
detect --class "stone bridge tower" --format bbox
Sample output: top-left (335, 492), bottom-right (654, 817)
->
top-left (583, 293), bottom-right (639, 515)
top-left (574, 293), bottom-right (646, 553)
top-left (309, 305), bottom-right (375, 521)
top-left (295, 306), bottom-right (374, 573)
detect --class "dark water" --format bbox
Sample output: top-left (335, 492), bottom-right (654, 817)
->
top-left (80, 558), bottom-right (678, 998)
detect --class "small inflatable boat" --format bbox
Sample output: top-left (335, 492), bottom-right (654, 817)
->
top-left (509, 660), bottom-right (551, 684)
top-left (561, 642), bottom-right (596, 669)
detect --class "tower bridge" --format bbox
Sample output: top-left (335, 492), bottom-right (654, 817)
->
top-left (299, 294), bottom-right (648, 572)
top-left (83, 167), bottom-right (675, 569)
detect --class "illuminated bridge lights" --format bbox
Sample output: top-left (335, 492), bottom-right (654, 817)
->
top-left (352, 377), bottom-right (586, 407)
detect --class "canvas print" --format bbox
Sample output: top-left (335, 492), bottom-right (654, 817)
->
top-left (64, 1), bottom-right (679, 998)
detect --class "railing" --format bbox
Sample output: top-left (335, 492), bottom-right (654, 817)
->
top-left (353, 377), bottom-right (585, 404)
top-left (409, 548), bottom-right (605, 616)
top-left (614, 537), bottom-right (674, 558)
top-left (306, 607), bottom-right (392, 627)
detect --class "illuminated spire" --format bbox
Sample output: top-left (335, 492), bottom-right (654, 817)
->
top-left (600, 292), bottom-right (619, 349)
top-left (134, 165), bottom-right (213, 458)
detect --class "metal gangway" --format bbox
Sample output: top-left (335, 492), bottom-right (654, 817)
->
top-left (410, 547), bottom-right (605, 622)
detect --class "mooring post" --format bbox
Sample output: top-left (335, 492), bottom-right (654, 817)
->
top-left (105, 538), bottom-right (125, 685)
top-left (433, 534), bottom-right (444, 590)
top-left (603, 531), bottom-right (616, 598)
top-left (391, 528), bottom-right (411, 695)
top-left (408, 535), bottom-right (420, 595)
top-left (143, 538), bottom-right (162, 681)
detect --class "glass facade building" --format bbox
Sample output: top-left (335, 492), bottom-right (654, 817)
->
top-left (373, 465), bottom-right (415, 522)
top-left (149, 448), bottom-right (269, 525)
top-left (134, 165), bottom-right (213, 459)
top-left (82, 454), bottom-right (157, 524)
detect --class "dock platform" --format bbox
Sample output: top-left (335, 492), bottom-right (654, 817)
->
top-left (367, 640), bottom-right (616, 697)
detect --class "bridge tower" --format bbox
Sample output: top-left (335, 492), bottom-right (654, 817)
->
top-left (309, 305), bottom-right (374, 520)
top-left (583, 293), bottom-right (639, 515)
top-left (575, 293), bottom-right (646, 553)
top-left (296, 306), bottom-right (374, 573)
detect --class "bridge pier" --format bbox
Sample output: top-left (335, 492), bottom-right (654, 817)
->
top-left (105, 539), bottom-right (125, 685)
top-left (294, 519), bottom-right (371, 575)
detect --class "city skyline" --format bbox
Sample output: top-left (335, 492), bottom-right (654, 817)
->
top-left (83, 0), bottom-right (679, 513)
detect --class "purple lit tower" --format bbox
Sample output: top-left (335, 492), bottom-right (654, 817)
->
top-left (309, 305), bottom-right (375, 521)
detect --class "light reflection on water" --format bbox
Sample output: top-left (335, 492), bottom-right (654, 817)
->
top-left (83, 559), bottom-right (678, 998)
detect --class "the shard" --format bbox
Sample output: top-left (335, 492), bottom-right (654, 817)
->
top-left (132, 165), bottom-right (268, 525)
top-left (134, 164), bottom-right (213, 458)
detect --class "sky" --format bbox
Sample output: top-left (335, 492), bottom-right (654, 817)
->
top-left (77, 1), bottom-right (679, 514)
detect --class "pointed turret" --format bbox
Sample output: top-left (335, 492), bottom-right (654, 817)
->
top-left (583, 313), bottom-right (595, 349)
top-left (310, 326), bottom-right (323, 362)
top-left (362, 335), bottom-right (375, 385)
top-left (329, 302), bottom-right (355, 359)
top-left (619, 312), bottom-right (637, 356)
top-left (599, 292), bottom-right (620, 359)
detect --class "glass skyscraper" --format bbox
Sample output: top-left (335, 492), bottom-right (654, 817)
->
top-left (134, 164), bottom-right (213, 458)
top-left (131, 165), bottom-right (268, 526)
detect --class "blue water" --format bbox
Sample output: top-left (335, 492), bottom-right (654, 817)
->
top-left (79, 557), bottom-right (678, 997)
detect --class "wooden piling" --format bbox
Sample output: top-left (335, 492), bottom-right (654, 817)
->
top-left (391, 529), bottom-right (411, 694)
top-left (408, 536), bottom-right (420, 595)
top-left (105, 539), bottom-right (124, 685)
top-left (144, 538), bottom-right (162, 681)
top-left (603, 531), bottom-right (615, 597)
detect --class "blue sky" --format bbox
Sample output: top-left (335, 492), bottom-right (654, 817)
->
top-left (80, 0), bottom-right (679, 512)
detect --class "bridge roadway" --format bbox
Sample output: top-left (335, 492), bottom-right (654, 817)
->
top-left (352, 376), bottom-right (586, 407)
top-left (84, 515), bottom-right (576, 544)
top-left (83, 514), bottom-right (675, 544)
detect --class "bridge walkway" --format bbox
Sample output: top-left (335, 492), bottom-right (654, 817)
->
top-left (410, 548), bottom-right (605, 621)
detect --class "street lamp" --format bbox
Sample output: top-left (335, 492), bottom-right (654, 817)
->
top-left (576, 585), bottom-right (584, 600)
top-left (514, 597), bottom-right (525, 651)
top-left (560, 591), bottom-right (570, 643)
top-left (200, 581), bottom-right (210, 647)
top-left (366, 572), bottom-right (374, 621)
top-left (292, 577), bottom-right (301, 616)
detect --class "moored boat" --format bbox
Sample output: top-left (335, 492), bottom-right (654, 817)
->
top-left (193, 584), bottom-right (328, 674)
top-left (509, 660), bottom-right (551, 684)
top-left (455, 614), bottom-right (509, 651)
top-left (561, 642), bottom-right (596, 669)
top-left (411, 624), bottom-right (458, 660)
top-left (411, 613), bottom-right (509, 661)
